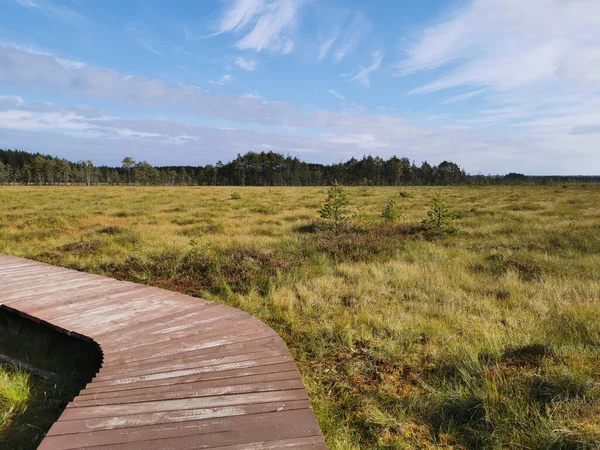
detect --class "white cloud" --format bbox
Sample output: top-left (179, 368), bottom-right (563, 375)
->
top-left (332, 11), bottom-right (371, 62)
top-left (0, 95), bottom-right (24, 108)
top-left (235, 56), bottom-right (258, 71)
top-left (126, 23), bottom-right (162, 55)
top-left (0, 43), bottom-right (86, 69)
top-left (210, 74), bottom-right (234, 85)
top-left (173, 46), bottom-right (194, 57)
top-left (349, 51), bottom-right (383, 88)
top-left (3, 42), bottom-right (600, 174)
top-left (318, 34), bottom-right (339, 61)
top-left (443, 88), bottom-right (486, 104)
top-left (0, 45), bottom-right (300, 125)
top-left (397, 0), bottom-right (600, 136)
top-left (243, 90), bottom-right (263, 100)
top-left (217, 0), bottom-right (304, 54)
top-left (218, 0), bottom-right (264, 34)
top-left (137, 42), bottom-right (162, 56)
top-left (2, 97), bottom-right (600, 174)
top-left (325, 132), bottom-right (389, 149)
top-left (14, 0), bottom-right (83, 23)
top-left (327, 90), bottom-right (345, 101)
top-left (280, 38), bottom-right (294, 54)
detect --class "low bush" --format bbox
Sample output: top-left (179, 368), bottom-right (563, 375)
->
top-left (423, 191), bottom-right (457, 232)
top-left (381, 198), bottom-right (402, 224)
top-left (97, 225), bottom-right (124, 235)
top-left (309, 223), bottom-right (428, 261)
top-left (111, 245), bottom-right (300, 296)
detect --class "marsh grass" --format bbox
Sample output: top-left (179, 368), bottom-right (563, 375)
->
top-left (0, 367), bottom-right (30, 426)
top-left (0, 185), bottom-right (599, 448)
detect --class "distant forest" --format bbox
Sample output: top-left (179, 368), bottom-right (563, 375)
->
top-left (0, 149), bottom-right (597, 186)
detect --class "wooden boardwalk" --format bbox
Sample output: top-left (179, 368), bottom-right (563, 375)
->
top-left (0, 255), bottom-right (326, 449)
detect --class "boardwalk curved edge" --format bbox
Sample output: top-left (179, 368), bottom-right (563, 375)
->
top-left (0, 254), bottom-right (327, 449)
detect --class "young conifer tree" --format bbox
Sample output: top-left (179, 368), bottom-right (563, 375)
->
top-left (318, 180), bottom-right (350, 233)
top-left (424, 190), bottom-right (456, 230)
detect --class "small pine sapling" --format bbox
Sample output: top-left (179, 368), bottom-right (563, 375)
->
top-left (318, 180), bottom-right (350, 233)
top-left (354, 206), bottom-right (371, 232)
top-left (381, 198), bottom-right (402, 224)
top-left (423, 190), bottom-right (457, 231)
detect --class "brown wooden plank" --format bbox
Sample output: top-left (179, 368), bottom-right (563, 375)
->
top-left (93, 349), bottom-right (290, 383)
top-left (93, 308), bottom-right (250, 348)
top-left (0, 255), bottom-right (326, 449)
top-left (101, 326), bottom-right (278, 364)
top-left (96, 320), bottom-right (272, 369)
top-left (69, 379), bottom-right (304, 410)
top-left (94, 336), bottom-right (285, 376)
top-left (89, 302), bottom-right (217, 340)
top-left (64, 412), bottom-right (322, 450)
top-left (207, 436), bottom-right (328, 449)
top-left (72, 370), bottom-right (302, 404)
top-left (80, 362), bottom-right (301, 396)
top-left (88, 355), bottom-right (295, 389)
top-left (45, 399), bottom-right (312, 436)
top-left (38, 409), bottom-right (317, 449)
top-left (99, 330), bottom-right (282, 369)
top-left (69, 378), bottom-right (304, 408)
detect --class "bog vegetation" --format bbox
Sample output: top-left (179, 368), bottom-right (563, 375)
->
top-left (0, 183), bottom-right (599, 449)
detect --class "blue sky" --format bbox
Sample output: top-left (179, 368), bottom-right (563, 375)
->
top-left (0, 0), bottom-right (599, 174)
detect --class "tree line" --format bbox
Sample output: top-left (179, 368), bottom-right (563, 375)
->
top-left (0, 149), bottom-right (597, 186)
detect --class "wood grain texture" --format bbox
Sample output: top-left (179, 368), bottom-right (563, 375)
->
top-left (0, 254), bottom-right (326, 449)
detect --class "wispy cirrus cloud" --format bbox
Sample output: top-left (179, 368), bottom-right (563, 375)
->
top-left (216, 0), bottom-right (304, 54)
top-left (218, 0), bottom-right (264, 34)
top-left (316, 10), bottom-right (372, 63)
top-left (0, 42), bottom-right (86, 69)
top-left (327, 89), bottom-right (345, 101)
top-left (332, 11), bottom-right (371, 62)
top-left (318, 33), bottom-right (339, 61)
top-left (443, 88), bottom-right (486, 104)
top-left (126, 23), bottom-right (163, 55)
top-left (397, 0), bottom-right (600, 136)
top-left (398, 0), bottom-right (600, 90)
top-left (349, 50), bottom-right (383, 87)
top-left (235, 56), bottom-right (258, 71)
top-left (13, 0), bottom-right (83, 23)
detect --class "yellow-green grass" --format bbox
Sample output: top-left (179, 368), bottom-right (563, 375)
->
top-left (0, 366), bottom-right (30, 429)
top-left (1, 185), bottom-right (600, 449)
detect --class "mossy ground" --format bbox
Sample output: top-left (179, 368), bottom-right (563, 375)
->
top-left (0, 184), bottom-right (599, 449)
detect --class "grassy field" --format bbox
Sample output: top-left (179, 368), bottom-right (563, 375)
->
top-left (0, 184), bottom-right (599, 449)
top-left (0, 365), bottom-right (30, 434)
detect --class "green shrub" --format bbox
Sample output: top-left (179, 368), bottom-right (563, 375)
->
top-left (171, 217), bottom-right (196, 226)
top-left (318, 181), bottom-right (350, 234)
top-left (423, 191), bottom-right (456, 231)
top-left (97, 225), bottom-right (124, 235)
top-left (381, 198), bottom-right (402, 224)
